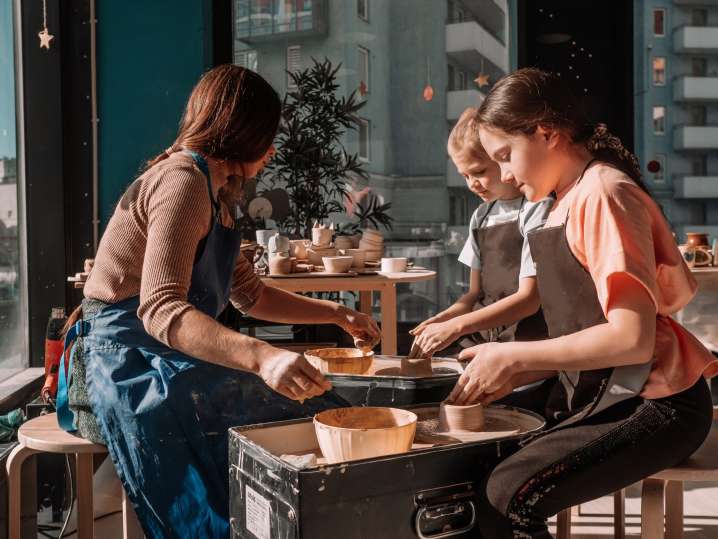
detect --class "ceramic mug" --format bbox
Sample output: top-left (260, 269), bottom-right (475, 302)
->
top-left (678, 244), bottom-right (696, 268)
top-left (256, 229), bottom-right (279, 247)
top-left (268, 233), bottom-right (290, 257)
top-left (694, 246), bottom-right (713, 267)
top-left (381, 257), bottom-right (408, 273)
top-left (289, 239), bottom-right (311, 259)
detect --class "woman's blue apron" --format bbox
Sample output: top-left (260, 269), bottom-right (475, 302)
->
top-left (57, 151), bottom-right (348, 538)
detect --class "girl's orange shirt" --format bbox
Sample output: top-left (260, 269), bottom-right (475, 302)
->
top-left (545, 162), bottom-right (718, 399)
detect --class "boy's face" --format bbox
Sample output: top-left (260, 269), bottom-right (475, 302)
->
top-left (452, 151), bottom-right (519, 202)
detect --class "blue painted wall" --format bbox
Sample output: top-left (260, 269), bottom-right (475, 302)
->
top-left (97, 0), bottom-right (213, 226)
top-left (0, 0), bottom-right (16, 159)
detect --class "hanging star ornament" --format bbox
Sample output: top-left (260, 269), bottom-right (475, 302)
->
top-left (38, 28), bottom-right (54, 49)
top-left (475, 73), bottom-right (490, 88)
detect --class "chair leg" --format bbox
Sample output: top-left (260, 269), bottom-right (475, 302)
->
top-left (665, 480), bottom-right (684, 539)
top-left (641, 478), bottom-right (665, 539)
top-left (122, 488), bottom-right (145, 539)
top-left (613, 489), bottom-right (626, 539)
top-left (556, 508), bottom-right (572, 539)
top-left (6, 444), bottom-right (38, 539)
top-left (573, 504), bottom-right (581, 517)
top-left (75, 453), bottom-right (95, 539)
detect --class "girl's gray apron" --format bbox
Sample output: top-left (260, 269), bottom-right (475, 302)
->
top-left (57, 151), bottom-right (348, 538)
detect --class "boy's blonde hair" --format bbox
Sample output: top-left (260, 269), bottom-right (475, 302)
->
top-left (447, 107), bottom-right (490, 162)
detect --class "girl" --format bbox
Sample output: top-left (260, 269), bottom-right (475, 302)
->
top-left (59, 65), bottom-right (380, 538)
top-left (411, 108), bottom-right (551, 356)
top-left (451, 68), bottom-right (717, 538)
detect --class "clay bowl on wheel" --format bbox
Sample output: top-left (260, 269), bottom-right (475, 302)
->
top-left (314, 407), bottom-right (417, 463)
top-left (304, 348), bottom-right (374, 375)
top-left (438, 402), bottom-right (485, 433)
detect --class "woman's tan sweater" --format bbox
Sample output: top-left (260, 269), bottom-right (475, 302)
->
top-left (84, 152), bottom-right (264, 347)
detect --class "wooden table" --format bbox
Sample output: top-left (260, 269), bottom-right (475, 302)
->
top-left (261, 268), bottom-right (437, 355)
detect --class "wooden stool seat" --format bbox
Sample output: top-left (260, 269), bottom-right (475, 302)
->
top-left (650, 427), bottom-right (718, 482)
top-left (17, 412), bottom-right (107, 454)
top-left (6, 412), bottom-right (143, 539)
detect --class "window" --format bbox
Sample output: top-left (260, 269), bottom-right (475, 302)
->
top-left (447, 64), bottom-right (455, 91)
top-left (692, 58), bottom-right (707, 77)
top-left (691, 8), bottom-right (707, 26)
top-left (652, 155), bottom-right (666, 182)
top-left (652, 57), bottom-right (666, 86)
top-left (235, 50), bottom-right (258, 71)
top-left (689, 105), bottom-right (707, 126)
top-left (358, 46), bottom-right (370, 94)
top-left (357, 0), bottom-right (369, 22)
top-left (652, 106), bottom-right (666, 134)
top-left (358, 118), bottom-right (370, 161)
top-left (691, 155), bottom-right (707, 176)
top-left (457, 70), bottom-right (467, 90)
top-left (286, 45), bottom-right (302, 89)
top-left (653, 9), bottom-right (665, 37)
top-left (0, 0), bottom-right (25, 378)
top-left (449, 192), bottom-right (469, 226)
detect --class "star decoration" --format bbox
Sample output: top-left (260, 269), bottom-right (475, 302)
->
top-left (38, 28), bottom-right (54, 49)
top-left (475, 73), bottom-right (490, 88)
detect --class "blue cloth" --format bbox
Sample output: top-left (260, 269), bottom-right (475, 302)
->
top-left (61, 151), bottom-right (348, 538)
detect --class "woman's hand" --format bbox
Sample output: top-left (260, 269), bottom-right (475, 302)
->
top-left (258, 348), bottom-right (331, 401)
top-left (448, 342), bottom-right (517, 405)
top-left (410, 314), bottom-right (445, 336)
top-left (410, 320), bottom-right (462, 356)
top-left (335, 306), bottom-right (381, 351)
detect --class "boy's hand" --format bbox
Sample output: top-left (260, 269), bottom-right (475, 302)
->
top-left (411, 320), bottom-right (461, 356)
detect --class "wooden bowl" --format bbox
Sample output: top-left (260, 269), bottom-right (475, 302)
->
top-left (304, 348), bottom-right (374, 374)
top-left (314, 407), bottom-right (417, 463)
top-left (322, 256), bottom-right (353, 273)
top-left (438, 402), bottom-right (485, 433)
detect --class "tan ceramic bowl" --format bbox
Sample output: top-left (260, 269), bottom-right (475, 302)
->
top-left (314, 407), bottom-right (417, 463)
top-left (305, 348), bottom-right (374, 375)
top-left (322, 256), bottom-right (353, 273)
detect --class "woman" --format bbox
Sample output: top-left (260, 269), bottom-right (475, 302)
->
top-left (450, 68), bottom-right (717, 538)
top-left (59, 65), bottom-right (380, 538)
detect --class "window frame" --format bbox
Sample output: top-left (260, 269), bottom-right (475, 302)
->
top-left (358, 117), bottom-right (370, 162)
top-left (357, 0), bottom-right (369, 22)
top-left (286, 44), bottom-right (302, 89)
top-left (653, 8), bottom-right (666, 37)
top-left (652, 105), bottom-right (666, 135)
top-left (358, 45), bottom-right (370, 94)
top-left (652, 56), bottom-right (666, 87)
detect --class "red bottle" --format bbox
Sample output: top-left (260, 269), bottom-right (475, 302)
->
top-left (41, 307), bottom-right (67, 403)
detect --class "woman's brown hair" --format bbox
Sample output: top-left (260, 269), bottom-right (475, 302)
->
top-left (476, 68), bottom-right (650, 194)
top-left (146, 64), bottom-right (281, 169)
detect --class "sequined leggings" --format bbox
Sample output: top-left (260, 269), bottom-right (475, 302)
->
top-left (478, 377), bottom-right (713, 539)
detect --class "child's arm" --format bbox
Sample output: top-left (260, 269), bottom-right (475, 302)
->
top-left (452, 274), bottom-right (657, 405)
top-left (412, 276), bottom-right (539, 355)
top-left (411, 270), bottom-right (481, 334)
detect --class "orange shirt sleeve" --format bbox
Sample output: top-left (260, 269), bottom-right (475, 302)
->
top-left (566, 176), bottom-right (660, 317)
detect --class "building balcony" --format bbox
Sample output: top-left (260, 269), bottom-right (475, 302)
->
top-left (674, 76), bottom-right (718, 101)
top-left (447, 159), bottom-right (466, 187)
top-left (673, 176), bottom-right (718, 198)
top-left (674, 26), bottom-right (718, 54)
top-left (447, 89), bottom-right (486, 121)
top-left (673, 126), bottom-right (718, 150)
top-left (235, 0), bottom-right (327, 43)
top-left (446, 21), bottom-right (508, 77)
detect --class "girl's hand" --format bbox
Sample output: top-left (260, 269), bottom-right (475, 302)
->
top-left (410, 314), bottom-right (444, 336)
top-left (448, 343), bottom-right (516, 405)
top-left (336, 306), bottom-right (381, 351)
top-left (259, 348), bottom-right (331, 401)
top-left (411, 321), bottom-right (461, 356)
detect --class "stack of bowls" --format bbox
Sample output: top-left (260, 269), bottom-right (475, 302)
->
top-left (359, 229), bottom-right (384, 262)
top-left (334, 236), bottom-right (354, 251)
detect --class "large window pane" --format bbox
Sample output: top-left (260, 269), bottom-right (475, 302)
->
top-left (234, 0), bottom-right (511, 328)
top-left (0, 0), bottom-right (25, 379)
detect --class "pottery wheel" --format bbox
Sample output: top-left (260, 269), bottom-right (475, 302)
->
top-left (414, 406), bottom-right (544, 445)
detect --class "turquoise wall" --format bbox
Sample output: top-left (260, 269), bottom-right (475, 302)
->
top-left (0, 0), bottom-right (16, 159)
top-left (97, 0), bottom-right (213, 226)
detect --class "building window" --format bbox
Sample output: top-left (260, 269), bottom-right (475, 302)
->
top-left (457, 70), bottom-right (467, 90)
top-left (652, 57), bottom-right (666, 86)
top-left (448, 64), bottom-right (455, 91)
top-left (286, 45), bottom-right (302, 89)
top-left (358, 118), bottom-right (370, 161)
top-left (0, 0), bottom-right (26, 378)
top-left (235, 50), bottom-right (258, 71)
top-left (653, 106), bottom-right (666, 134)
top-left (691, 155), bottom-right (707, 176)
top-left (358, 46), bottom-right (370, 94)
top-left (653, 9), bottom-right (665, 36)
top-left (691, 8), bottom-right (707, 26)
top-left (689, 105), bottom-right (707, 126)
top-left (652, 155), bottom-right (666, 182)
top-left (449, 192), bottom-right (469, 226)
top-left (357, 0), bottom-right (369, 22)
top-left (692, 58), bottom-right (707, 77)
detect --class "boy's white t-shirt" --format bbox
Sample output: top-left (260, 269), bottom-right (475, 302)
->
top-left (458, 196), bottom-right (555, 279)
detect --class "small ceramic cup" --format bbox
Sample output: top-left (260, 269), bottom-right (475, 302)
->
top-left (268, 254), bottom-right (292, 275)
top-left (255, 229), bottom-right (279, 247)
top-left (381, 257), bottom-right (408, 273)
top-left (312, 227), bottom-right (333, 247)
top-left (678, 244), bottom-right (696, 268)
top-left (342, 248), bottom-right (366, 269)
top-left (694, 247), bottom-right (713, 267)
top-left (289, 239), bottom-right (311, 259)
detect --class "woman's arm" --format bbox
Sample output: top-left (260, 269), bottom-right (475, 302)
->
top-left (411, 270), bottom-right (481, 334)
top-left (451, 274), bottom-right (656, 404)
